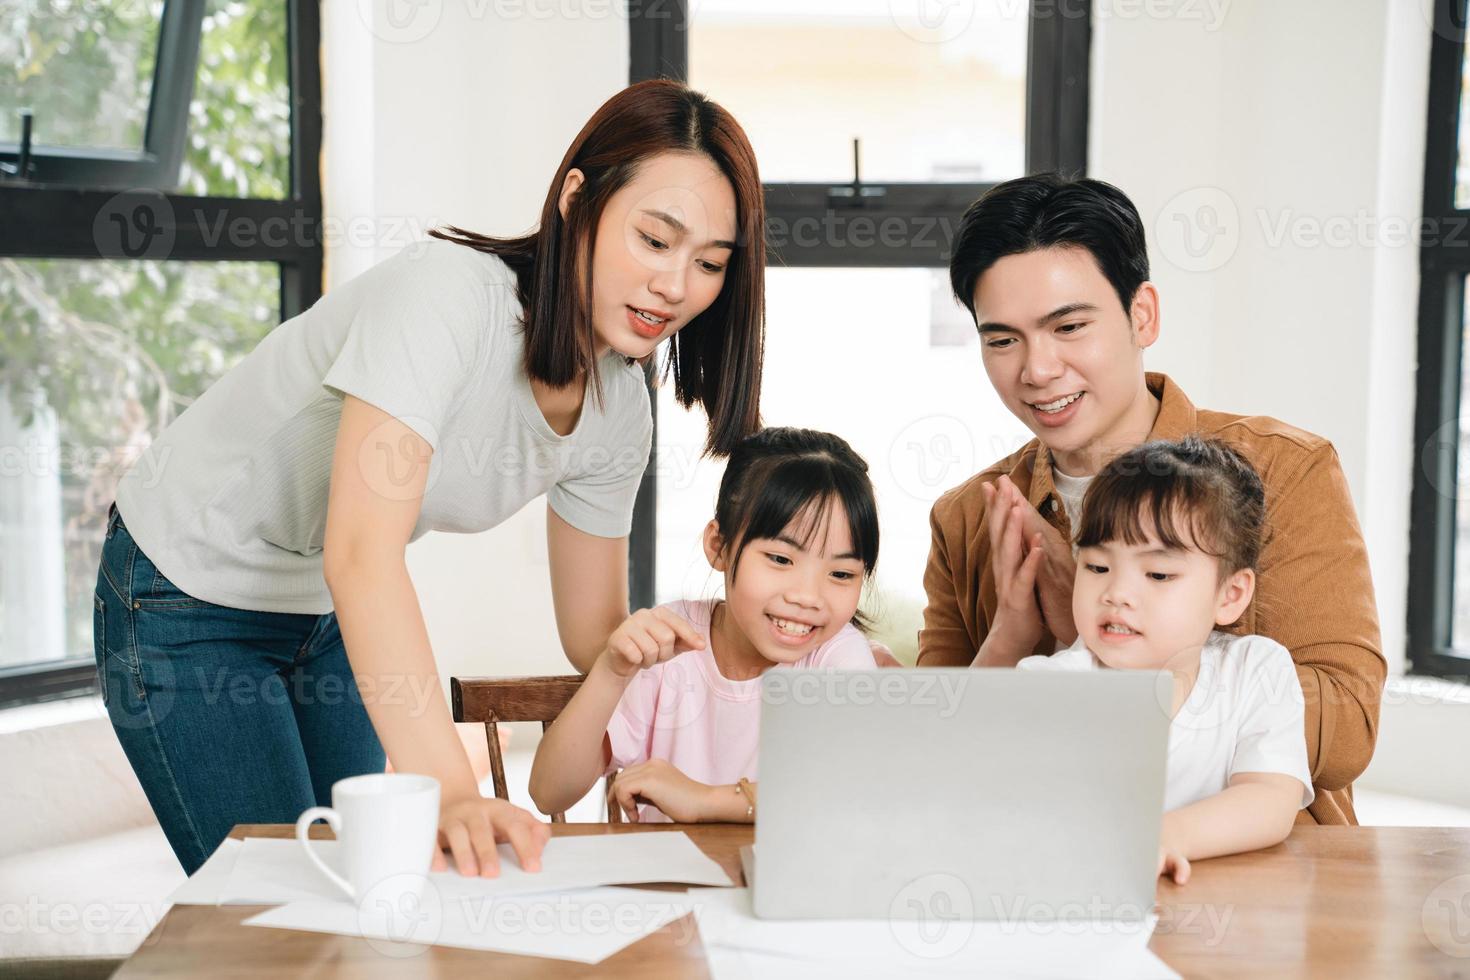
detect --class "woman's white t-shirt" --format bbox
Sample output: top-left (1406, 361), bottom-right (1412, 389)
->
top-left (115, 240), bottom-right (653, 614)
top-left (1018, 630), bottom-right (1315, 812)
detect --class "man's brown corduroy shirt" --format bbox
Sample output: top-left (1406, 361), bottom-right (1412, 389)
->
top-left (918, 373), bottom-right (1386, 826)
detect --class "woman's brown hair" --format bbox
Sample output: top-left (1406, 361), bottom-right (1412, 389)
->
top-left (1075, 435), bottom-right (1268, 578)
top-left (431, 79), bottom-right (765, 457)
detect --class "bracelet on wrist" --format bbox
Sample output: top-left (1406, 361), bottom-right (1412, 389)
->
top-left (735, 778), bottom-right (757, 821)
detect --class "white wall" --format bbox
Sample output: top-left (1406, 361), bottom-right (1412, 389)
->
top-left (319, 2), bottom-right (1431, 689)
top-left (1090, 0), bottom-right (1430, 676)
top-left (322, 2), bottom-right (629, 688)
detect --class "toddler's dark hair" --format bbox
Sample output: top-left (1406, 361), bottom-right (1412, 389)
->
top-left (713, 427), bottom-right (879, 628)
top-left (1075, 435), bottom-right (1266, 578)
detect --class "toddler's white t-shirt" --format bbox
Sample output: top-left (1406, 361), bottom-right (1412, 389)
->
top-left (1018, 630), bottom-right (1314, 812)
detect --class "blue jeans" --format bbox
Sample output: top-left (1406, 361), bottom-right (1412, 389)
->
top-left (93, 504), bottom-right (385, 875)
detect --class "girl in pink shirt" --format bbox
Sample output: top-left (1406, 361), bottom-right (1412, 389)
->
top-left (530, 427), bottom-right (881, 822)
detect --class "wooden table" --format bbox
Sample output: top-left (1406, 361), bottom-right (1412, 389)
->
top-left (113, 824), bottom-right (1470, 978)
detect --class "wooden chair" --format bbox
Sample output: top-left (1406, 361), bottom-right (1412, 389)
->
top-left (450, 674), bottom-right (622, 824)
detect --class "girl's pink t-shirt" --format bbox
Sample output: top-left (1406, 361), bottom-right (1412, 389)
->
top-left (605, 598), bottom-right (877, 822)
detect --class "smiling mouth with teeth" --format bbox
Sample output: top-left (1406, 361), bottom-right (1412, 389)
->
top-left (1030, 392), bottom-right (1084, 413)
top-left (632, 308), bottom-right (666, 325)
top-left (770, 616), bottom-right (815, 637)
top-left (1102, 623), bottom-right (1140, 635)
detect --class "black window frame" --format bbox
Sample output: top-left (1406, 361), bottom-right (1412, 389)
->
top-left (0, 0), bottom-right (324, 709)
top-left (1410, 0), bottom-right (1470, 679)
top-left (625, 0), bottom-right (1091, 610)
top-left (1, 0), bottom-right (205, 189)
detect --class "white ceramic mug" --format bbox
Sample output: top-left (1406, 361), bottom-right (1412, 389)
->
top-left (295, 773), bottom-right (440, 903)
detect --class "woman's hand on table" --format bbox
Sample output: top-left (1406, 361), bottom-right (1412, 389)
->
top-left (433, 795), bottom-right (551, 877)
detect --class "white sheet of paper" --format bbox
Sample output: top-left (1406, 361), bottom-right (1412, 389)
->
top-left (164, 837), bottom-right (244, 906)
top-left (432, 833), bottom-right (734, 903)
top-left (221, 833), bottom-right (733, 907)
top-left (220, 838), bottom-right (352, 905)
top-left (691, 888), bottom-right (1180, 980)
top-left (242, 886), bottom-right (697, 963)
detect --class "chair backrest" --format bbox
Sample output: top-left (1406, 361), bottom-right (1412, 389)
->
top-left (450, 675), bottom-right (621, 824)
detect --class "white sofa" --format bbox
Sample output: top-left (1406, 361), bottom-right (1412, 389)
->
top-left (0, 698), bottom-right (182, 970)
top-left (0, 700), bottom-right (516, 974)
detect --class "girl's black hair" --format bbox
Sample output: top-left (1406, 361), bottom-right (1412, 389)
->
top-left (713, 427), bottom-right (879, 629)
top-left (1076, 435), bottom-right (1268, 578)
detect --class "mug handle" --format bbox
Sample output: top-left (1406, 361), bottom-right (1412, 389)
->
top-left (296, 806), bottom-right (355, 901)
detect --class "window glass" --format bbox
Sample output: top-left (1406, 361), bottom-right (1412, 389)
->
top-left (0, 0), bottom-right (166, 152)
top-left (689, 0), bottom-right (1028, 184)
top-left (0, 258), bottom-right (280, 669)
top-left (655, 267), bottom-right (1030, 664)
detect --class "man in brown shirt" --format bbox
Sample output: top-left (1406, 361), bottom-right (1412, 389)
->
top-left (920, 175), bottom-right (1385, 826)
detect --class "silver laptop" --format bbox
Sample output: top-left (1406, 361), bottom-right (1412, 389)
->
top-left (749, 667), bottom-right (1170, 921)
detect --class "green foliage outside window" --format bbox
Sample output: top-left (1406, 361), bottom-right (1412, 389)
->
top-left (0, 1), bottom-right (292, 666)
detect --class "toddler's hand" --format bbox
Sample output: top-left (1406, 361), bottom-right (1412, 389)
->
top-left (1158, 845), bottom-right (1191, 885)
top-left (602, 607), bottom-right (705, 678)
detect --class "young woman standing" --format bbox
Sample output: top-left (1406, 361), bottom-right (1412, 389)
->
top-left (94, 80), bottom-right (765, 877)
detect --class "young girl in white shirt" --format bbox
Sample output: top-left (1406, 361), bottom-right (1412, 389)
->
top-left (1014, 436), bottom-right (1312, 883)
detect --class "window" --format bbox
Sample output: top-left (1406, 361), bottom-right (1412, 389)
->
top-left (1410, 0), bottom-right (1470, 678)
top-left (0, 0), bottom-right (322, 707)
top-left (627, 1), bottom-right (1089, 661)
